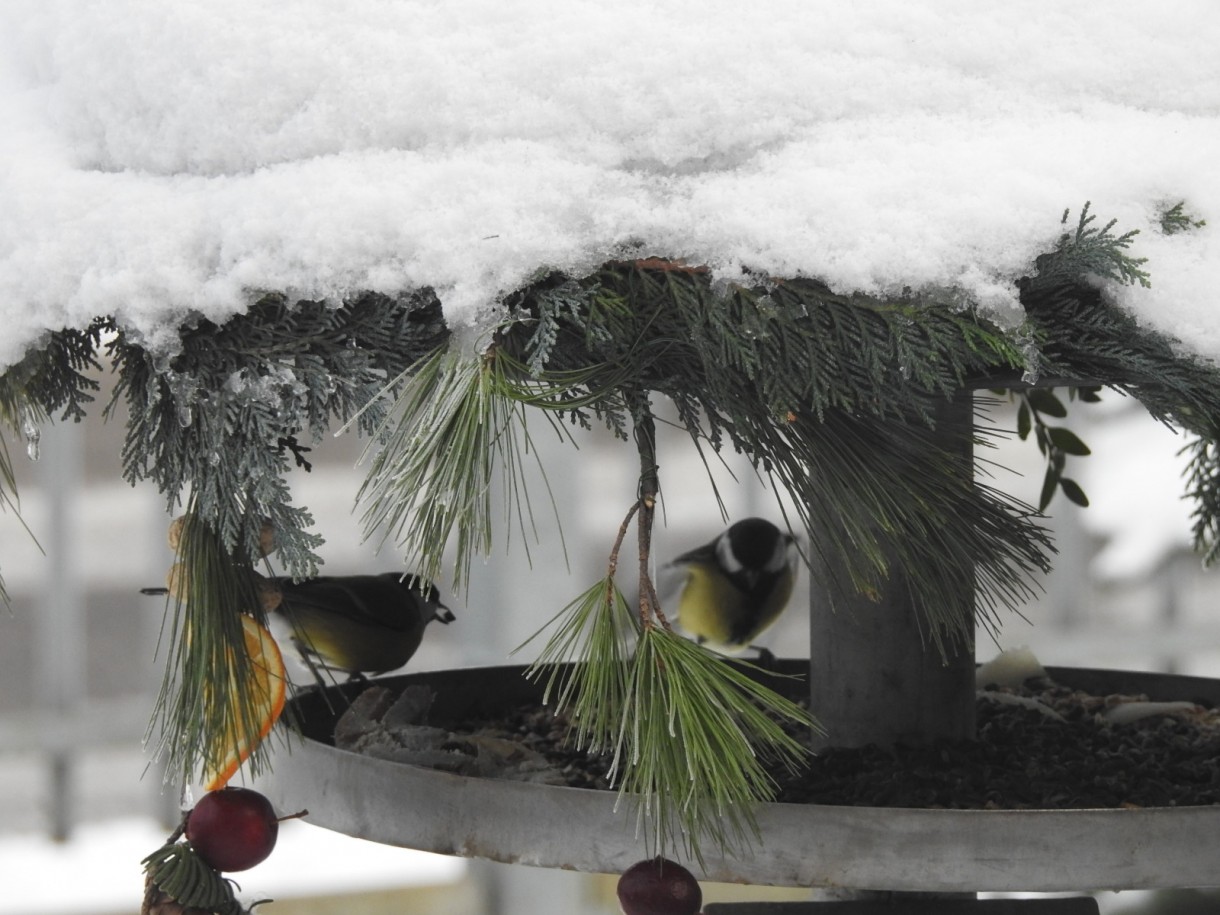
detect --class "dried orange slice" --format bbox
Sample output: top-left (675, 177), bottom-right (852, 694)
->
top-left (202, 613), bottom-right (287, 791)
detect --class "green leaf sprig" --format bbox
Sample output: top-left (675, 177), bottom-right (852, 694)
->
top-left (1007, 387), bottom-right (1099, 510)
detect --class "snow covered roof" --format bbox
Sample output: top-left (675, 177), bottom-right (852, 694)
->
top-left (1, 1), bottom-right (1217, 369)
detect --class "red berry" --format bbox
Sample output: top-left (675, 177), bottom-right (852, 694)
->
top-left (185, 787), bottom-right (279, 872)
top-left (616, 857), bottom-right (703, 915)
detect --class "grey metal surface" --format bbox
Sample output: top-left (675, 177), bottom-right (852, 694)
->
top-left (809, 398), bottom-right (977, 751)
top-left (253, 664), bottom-right (1220, 894)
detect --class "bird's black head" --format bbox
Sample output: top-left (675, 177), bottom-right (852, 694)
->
top-left (722, 517), bottom-right (792, 574)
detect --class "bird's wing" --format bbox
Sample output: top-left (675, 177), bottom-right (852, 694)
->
top-left (276, 577), bottom-right (418, 631)
top-left (667, 540), bottom-right (716, 566)
top-left (657, 538), bottom-right (718, 610)
top-left (654, 560), bottom-right (693, 610)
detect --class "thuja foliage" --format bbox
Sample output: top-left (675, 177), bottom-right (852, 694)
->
top-left (1159, 200), bottom-right (1207, 236)
top-left (125, 291), bottom-right (447, 786)
top-left (427, 264), bottom-right (1052, 652)
top-left (108, 290), bottom-right (448, 577)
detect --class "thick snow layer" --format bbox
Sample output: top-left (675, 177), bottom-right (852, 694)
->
top-left (0, 0), bottom-right (1217, 368)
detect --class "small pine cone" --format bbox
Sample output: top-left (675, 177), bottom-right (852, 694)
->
top-left (257, 520), bottom-right (277, 558)
top-left (165, 563), bottom-right (189, 601)
top-left (257, 577), bottom-right (283, 614)
top-left (168, 515), bottom-right (276, 558)
top-left (167, 516), bottom-right (187, 554)
top-left (164, 563), bottom-right (281, 615)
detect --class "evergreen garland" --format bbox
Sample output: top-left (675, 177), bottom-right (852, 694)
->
top-left (1, 203), bottom-right (1219, 855)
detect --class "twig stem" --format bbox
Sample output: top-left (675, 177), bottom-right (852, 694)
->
top-left (631, 394), bottom-right (670, 630)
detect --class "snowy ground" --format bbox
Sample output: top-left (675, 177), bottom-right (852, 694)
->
top-left (0, 817), bottom-right (465, 915)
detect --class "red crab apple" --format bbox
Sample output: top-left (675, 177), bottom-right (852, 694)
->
top-left (616, 857), bottom-right (703, 915)
top-left (185, 787), bottom-right (281, 873)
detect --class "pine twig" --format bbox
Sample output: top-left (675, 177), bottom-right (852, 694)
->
top-left (630, 394), bottom-right (670, 631)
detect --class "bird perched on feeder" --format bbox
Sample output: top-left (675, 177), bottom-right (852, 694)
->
top-left (265, 572), bottom-right (454, 680)
top-left (144, 571), bottom-right (454, 681)
top-left (664, 517), bottom-right (797, 658)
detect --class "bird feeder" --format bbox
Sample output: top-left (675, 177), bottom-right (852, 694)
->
top-left (3, 4), bottom-right (1220, 911)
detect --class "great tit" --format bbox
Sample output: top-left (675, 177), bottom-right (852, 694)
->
top-left (143, 571), bottom-right (454, 679)
top-left (665, 517), bottom-right (797, 656)
top-left (267, 572), bottom-right (454, 679)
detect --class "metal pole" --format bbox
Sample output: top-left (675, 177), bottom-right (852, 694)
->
top-left (35, 419), bottom-right (87, 841)
top-left (808, 396), bottom-right (976, 749)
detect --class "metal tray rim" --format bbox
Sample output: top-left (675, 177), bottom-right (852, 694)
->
top-left (252, 663), bottom-right (1220, 892)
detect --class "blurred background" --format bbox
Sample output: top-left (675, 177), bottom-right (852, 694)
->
top-left (2, 366), bottom-right (1217, 915)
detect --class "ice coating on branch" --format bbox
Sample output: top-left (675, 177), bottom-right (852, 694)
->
top-left (20, 408), bottom-right (40, 461)
top-left (0, 0), bottom-right (1217, 368)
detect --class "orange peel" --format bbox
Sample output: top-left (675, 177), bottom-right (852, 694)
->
top-left (202, 613), bottom-right (287, 791)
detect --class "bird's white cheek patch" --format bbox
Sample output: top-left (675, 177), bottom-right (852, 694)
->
top-left (766, 540), bottom-right (795, 573)
top-left (716, 534), bottom-right (744, 574)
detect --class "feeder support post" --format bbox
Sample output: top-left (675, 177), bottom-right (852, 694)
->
top-left (808, 395), bottom-right (976, 749)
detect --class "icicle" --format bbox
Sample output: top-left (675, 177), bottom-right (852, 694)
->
top-left (1014, 330), bottom-right (1044, 386)
top-left (166, 372), bottom-right (199, 428)
top-left (20, 407), bottom-right (40, 461)
top-left (1020, 342), bottom-right (1042, 386)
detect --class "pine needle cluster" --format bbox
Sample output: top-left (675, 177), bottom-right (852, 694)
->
top-left (148, 507), bottom-right (277, 788)
top-left (519, 516), bottom-right (814, 857)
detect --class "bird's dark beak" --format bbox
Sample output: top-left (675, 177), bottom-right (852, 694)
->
top-left (434, 605), bottom-right (456, 624)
